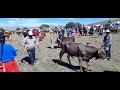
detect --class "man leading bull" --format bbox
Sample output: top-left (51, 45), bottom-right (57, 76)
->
top-left (59, 42), bottom-right (106, 72)
top-left (103, 29), bottom-right (112, 61)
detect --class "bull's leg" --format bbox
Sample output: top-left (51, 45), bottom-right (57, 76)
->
top-left (78, 57), bottom-right (83, 72)
top-left (85, 61), bottom-right (89, 72)
top-left (59, 50), bottom-right (65, 61)
top-left (67, 54), bottom-right (72, 65)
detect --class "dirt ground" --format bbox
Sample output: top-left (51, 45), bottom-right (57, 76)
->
top-left (6, 32), bottom-right (120, 72)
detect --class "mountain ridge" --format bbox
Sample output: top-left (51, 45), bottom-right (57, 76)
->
top-left (86, 18), bottom-right (120, 26)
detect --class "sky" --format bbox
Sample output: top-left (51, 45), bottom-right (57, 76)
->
top-left (0, 18), bottom-right (114, 27)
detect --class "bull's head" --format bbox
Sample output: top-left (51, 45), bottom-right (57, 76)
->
top-left (96, 48), bottom-right (106, 60)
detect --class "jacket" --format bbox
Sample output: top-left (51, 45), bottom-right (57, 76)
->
top-left (103, 34), bottom-right (112, 46)
top-left (22, 36), bottom-right (37, 49)
top-left (32, 30), bottom-right (39, 36)
top-left (66, 28), bottom-right (70, 33)
top-left (0, 44), bottom-right (17, 63)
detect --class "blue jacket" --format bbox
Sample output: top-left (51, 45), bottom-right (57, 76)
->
top-left (66, 28), bottom-right (70, 34)
top-left (61, 29), bottom-right (65, 34)
top-left (0, 44), bottom-right (17, 63)
top-left (105, 25), bottom-right (110, 30)
top-left (90, 28), bottom-right (93, 33)
top-left (83, 27), bottom-right (87, 32)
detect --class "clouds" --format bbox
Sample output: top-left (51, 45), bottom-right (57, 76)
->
top-left (60, 18), bottom-right (76, 20)
top-left (0, 18), bottom-right (61, 27)
top-left (0, 18), bottom-right (115, 27)
top-left (7, 18), bottom-right (41, 27)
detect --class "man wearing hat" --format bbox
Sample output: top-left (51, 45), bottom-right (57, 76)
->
top-left (103, 29), bottom-right (112, 60)
top-left (61, 28), bottom-right (65, 38)
top-left (0, 36), bottom-right (19, 72)
top-left (22, 31), bottom-right (39, 65)
top-left (50, 29), bottom-right (54, 48)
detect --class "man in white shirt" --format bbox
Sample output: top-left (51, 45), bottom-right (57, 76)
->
top-left (22, 31), bottom-right (39, 65)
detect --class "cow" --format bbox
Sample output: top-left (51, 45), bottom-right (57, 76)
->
top-left (56, 37), bottom-right (75, 48)
top-left (4, 31), bottom-right (12, 41)
top-left (59, 42), bottom-right (106, 72)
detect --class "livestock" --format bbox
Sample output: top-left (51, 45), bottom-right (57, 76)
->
top-left (59, 42), bottom-right (106, 72)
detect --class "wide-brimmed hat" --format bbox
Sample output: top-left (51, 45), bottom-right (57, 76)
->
top-left (28, 31), bottom-right (33, 35)
top-left (105, 29), bottom-right (110, 32)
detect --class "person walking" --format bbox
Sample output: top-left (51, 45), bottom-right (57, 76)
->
top-left (32, 29), bottom-right (40, 44)
top-left (0, 36), bottom-right (19, 72)
top-left (22, 31), bottom-right (39, 65)
top-left (71, 27), bottom-right (76, 38)
top-left (61, 28), bottom-right (65, 38)
top-left (83, 26), bottom-right (87, 36)
top-left (58, 28), bottom-right (62, 39)
top-left (89, 26), bottom-right (94, 36)
top-left (66, 28), bottom-right (70, 37)
top-left (22, 30), bottom-right (28, 38)
top-left (78, 27), bottom-right (82, 37)
top-left (98, 26), bottom-right (103, 37)
top-left (50, 29), bottom-right (54, 49)
top-left (103, 29), bottom-right (112, 60)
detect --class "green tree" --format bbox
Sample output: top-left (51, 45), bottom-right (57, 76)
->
top-left (16, 27), bottom-right (21, 31)
top-left (40, 24), bottom-right (49, 29)
top-left (75, 22), bottom-right (82, 28)
top-left (22, 27), bottom-right (29, 30)
top-left (108, 19), bottom-right (111, 24)
top-left (66, 22), bottom-right (75, 28)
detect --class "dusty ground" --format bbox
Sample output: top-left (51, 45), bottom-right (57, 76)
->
top-left (6, 32), bottom-right (120, 72)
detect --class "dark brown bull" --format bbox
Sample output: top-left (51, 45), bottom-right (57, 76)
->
top-left (4, 32), bottom-right (11, 40)
top-left (110, 26), bottom-right (118, 33)
top-left (59, 42), bottom-right (106, 72)
top-left (56, 37), bottom-right (75, 48)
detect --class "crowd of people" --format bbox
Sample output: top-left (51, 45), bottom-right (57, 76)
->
top-left (0, 21), bottom-right (117, 72)
top-left (56, 24), bottom-right (113, 61)
top-left (0, 28), bottom-right (43, 72)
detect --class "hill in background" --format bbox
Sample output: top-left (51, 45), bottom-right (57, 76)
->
top-left (87, 18), bottom-right (120, 26)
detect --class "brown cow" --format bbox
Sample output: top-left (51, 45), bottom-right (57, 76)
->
top-left (4, 32), bottom-right (11, 40)
top-left (59, 42), bottom-right (106, 72)
top-left (56, 37), bottom-right (75, 48)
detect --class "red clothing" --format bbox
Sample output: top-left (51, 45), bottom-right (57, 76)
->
top-left (39, 36), bottom-right (43, 41)
top-left (0, 60), bottom-right (20, 72)
top-left (32, 30), bottom-right (39, 36)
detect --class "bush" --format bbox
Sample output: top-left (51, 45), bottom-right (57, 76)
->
top-left (65, 22), bottom-right (82, 28)
top-left (16, 27), bottom-right (21, 31)
top-left (40, 24), bottom-right (49, 29)
top-left (66, 22), bottom-right (75, 28)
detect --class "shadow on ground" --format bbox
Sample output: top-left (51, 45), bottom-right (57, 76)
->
top-left (89, 37), bottom-right (98, 38)
top-left (54, 46), bottom-right (61, 49)
top-left (21, 57), bottom-right (31, 64)
top-left (53, 59), bottom-right (92, 72)
top-left (47, 46), bottom-right (61, 49)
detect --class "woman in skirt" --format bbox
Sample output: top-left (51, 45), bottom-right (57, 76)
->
top-left (0, 36), bottom-right (19, 72)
